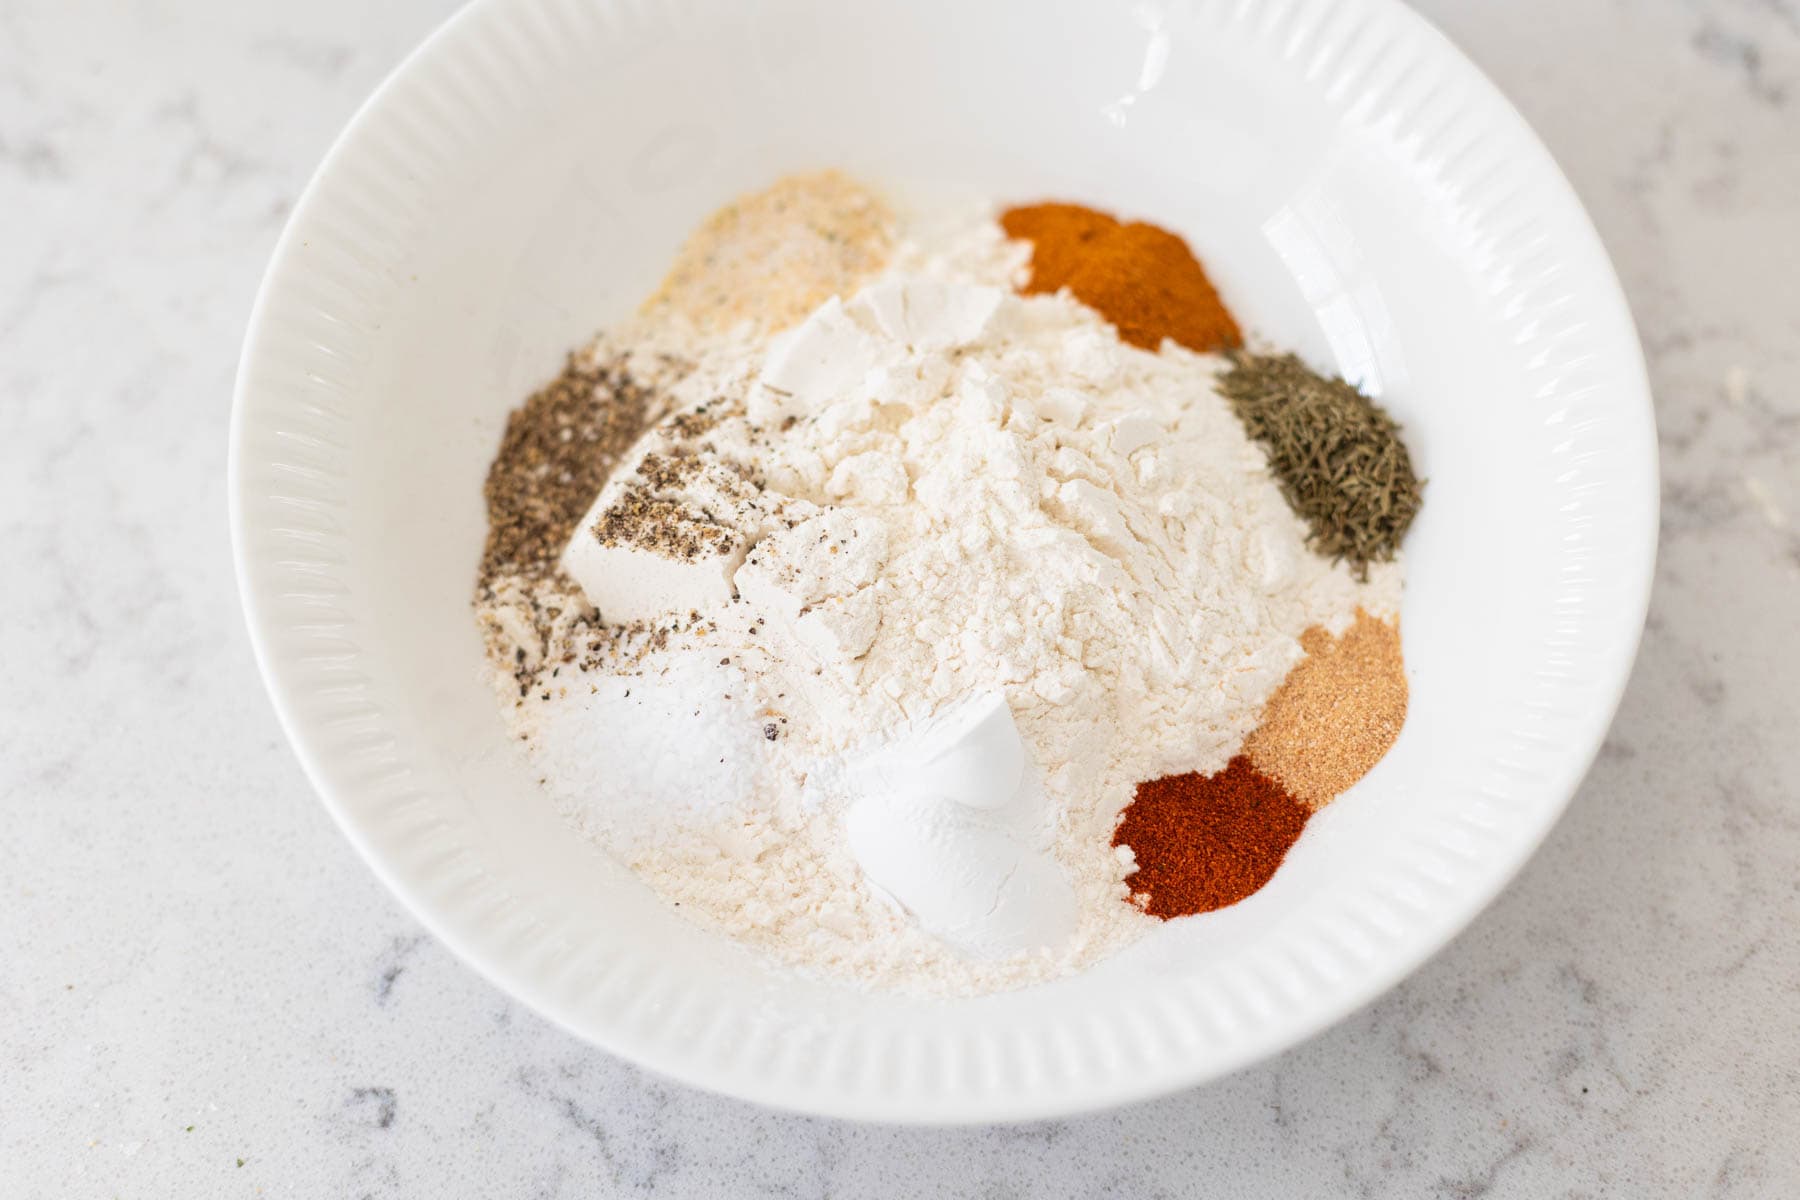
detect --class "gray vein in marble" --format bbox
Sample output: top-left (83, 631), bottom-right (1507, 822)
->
top-left (372, 934), bottom-right (426, 1006)
top-left (348, 1086), bottom-right (399, 1130)
top-left (250, 35), bottom-right (355, 79)
top-left (1693, 20), bottom-right (1790, 102)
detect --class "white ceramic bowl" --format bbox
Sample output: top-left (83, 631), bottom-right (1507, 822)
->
top-left (231, 0), bottom-right (1656, 1122)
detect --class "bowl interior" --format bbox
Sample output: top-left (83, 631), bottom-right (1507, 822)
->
top-left (233, 0), bottom-right (1656, 1121)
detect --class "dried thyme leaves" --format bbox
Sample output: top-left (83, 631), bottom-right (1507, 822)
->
top-left (1219, 353), bottom-right (1423, 576)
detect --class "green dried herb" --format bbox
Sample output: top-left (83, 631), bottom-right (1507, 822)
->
top-left (1219, 353), bottom-right (1422, 577)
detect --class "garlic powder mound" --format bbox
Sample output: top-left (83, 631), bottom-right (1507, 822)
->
top-left (642, 170), bottom-right (895, 337)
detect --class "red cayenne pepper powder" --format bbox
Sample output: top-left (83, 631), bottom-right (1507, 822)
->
top-left (1112, 756), bottom-right (1312, 918)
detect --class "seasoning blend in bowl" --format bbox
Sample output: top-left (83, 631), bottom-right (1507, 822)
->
top-left (235, 0), bottom-right (1658, 1119)
top-left (472, 174), bottom-right (1422, 994)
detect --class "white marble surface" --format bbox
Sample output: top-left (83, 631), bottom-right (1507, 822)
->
top-left (4, 0), bottom-right (1798, 1193)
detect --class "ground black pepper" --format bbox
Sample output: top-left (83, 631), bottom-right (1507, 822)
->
top-left (477, 348), bottom-right (659, 591)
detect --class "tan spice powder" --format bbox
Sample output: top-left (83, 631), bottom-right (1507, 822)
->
top-left (643, 170), bottom-right (894, 337)
top-left (1243, 610), bottom-right (1408, 810)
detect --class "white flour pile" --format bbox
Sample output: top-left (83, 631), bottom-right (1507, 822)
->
top-left (477, 193), bottom-right (1400, 994)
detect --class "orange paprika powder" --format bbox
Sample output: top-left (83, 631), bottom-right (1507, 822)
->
top-left (999, 202), bottom-right (1243, 354)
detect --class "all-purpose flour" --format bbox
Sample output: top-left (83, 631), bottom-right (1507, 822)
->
top-left (481, 210), bottom-right (1400, 994)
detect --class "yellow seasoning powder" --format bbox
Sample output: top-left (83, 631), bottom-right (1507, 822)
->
top-left (642, 170), bottom-right (894, 337)
top-left (1244, 610), bottom-right (1408, 810)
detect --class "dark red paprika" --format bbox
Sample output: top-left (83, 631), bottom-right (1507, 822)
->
top-left (1113, 755), bottom-right (1311, 918)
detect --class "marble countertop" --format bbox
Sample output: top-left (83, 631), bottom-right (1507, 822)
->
top-left (5, 0), bottom-right (1797, 1194)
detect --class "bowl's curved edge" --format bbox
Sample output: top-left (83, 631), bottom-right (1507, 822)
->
top-left (224, 0), bottom-right (743, 1116)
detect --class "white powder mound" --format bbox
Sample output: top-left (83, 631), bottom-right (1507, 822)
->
top-left (516, 663), bottom-right (1083, 992)
top-left (524, 653), bottom-right (773, 857)
top-left (484, 208), bottom-right (1401, 995)
top-left (843, 694), bottom-right (1076, 959)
